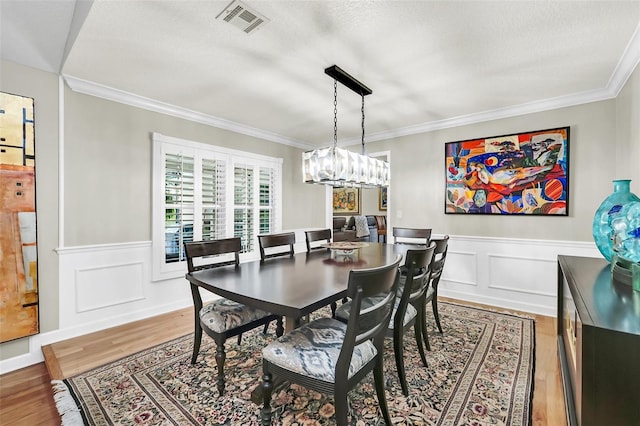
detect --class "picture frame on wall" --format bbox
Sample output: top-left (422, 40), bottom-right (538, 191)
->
top-left (379, 187), bottom-right (388, 210)
top-left (444, 126), bottom-right (570, 215)
top-left (333, 187), bottom-right (360, 215)
top-left (0, 91), bottom-right (39, 342)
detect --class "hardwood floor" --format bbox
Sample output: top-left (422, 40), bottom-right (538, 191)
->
top-left (0, 299), bottom-right (567, 425)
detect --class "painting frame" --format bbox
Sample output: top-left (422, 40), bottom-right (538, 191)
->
top-left (379, 187), bottom-right (388, 211)
top-left (0, 91), bottom-right (39, 342)
top-left (333, 186), bottom-right (361, 215)
top-left (444, 126), bottom-right (570, 216)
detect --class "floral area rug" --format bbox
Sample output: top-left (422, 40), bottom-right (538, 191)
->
top-left (53, 302), bottom-right (534, 425)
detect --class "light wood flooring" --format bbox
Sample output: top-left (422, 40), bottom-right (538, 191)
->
top-left (0, 298), bottom-right (567, 425)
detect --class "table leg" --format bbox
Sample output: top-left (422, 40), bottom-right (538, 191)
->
top-left (284, 315), bottom-right (299, 333)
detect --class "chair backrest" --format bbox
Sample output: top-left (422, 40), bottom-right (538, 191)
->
top-left (183, 237), bottom-right (241, 273)
top-left (393, 227), bottom-right (432, 245)
top-left (305, 228), bottom-right (332, 252)
top-left (258, 232), bottom-right (295, 260)
top-left (394, 243), bottom-right (436, 324)
top-left (337, 255), bottom-right (402, 372)
top-left (333, 217), bottom-right (347, 231)
top-left (429, 235), bottom-right (449, 287)
top-left (375, 215), bottom-right (387, 231)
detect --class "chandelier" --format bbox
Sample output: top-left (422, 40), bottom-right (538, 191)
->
top-left (302, 65), bottom-right (390, 188)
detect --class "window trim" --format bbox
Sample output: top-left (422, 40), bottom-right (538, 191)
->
top-left (152, 132), bottom-right (283, 281)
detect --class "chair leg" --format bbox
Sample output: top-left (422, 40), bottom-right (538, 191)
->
top-left (393, 326), bottom-right (409, 396)
top-left (414, 314), bottom-right (428, 368)
top-left (260, 372), bottom-right (273, 426)
top-left (215, 341), bottom-right (226, 396)
top-left (262, 322), bottom-right (270, 335)
top-left (330, 301), bottom-right (337, 318)
top-left (334, 387), bottom-right (349, 426)
top-left (374, 355), bottom-right (393, 425)
top-left (432, 296), bottom-right (443, 333)
top-left (237, 333), bottom-right (242, 345)
top-left (275, 317), bottom-right (284, 337)
top-left (420, 307), bottom-right (432, 351)
top-left (191, 322), bottom-right (203, 364)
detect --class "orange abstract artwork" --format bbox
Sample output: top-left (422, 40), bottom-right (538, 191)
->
top-left (0, 92), bottom-right (39, 342)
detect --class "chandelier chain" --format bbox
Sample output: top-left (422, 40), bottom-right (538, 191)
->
top-left (361, 94), bottom-right (365, 155)
top-left (333, 79), bottom-right (338, 147)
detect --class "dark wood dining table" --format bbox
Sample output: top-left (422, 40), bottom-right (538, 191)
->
top-left (186, 242), bottom-right (404, 333)
top-left (186, 242), bottom-right (414, 403)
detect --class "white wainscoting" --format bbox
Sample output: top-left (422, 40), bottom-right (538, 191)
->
top-left (0, 234), bottom-right (602, 373)
top-left (437, 235), bottom-right (601, 316)
top-left (57, 241), bottom-right (191, 332)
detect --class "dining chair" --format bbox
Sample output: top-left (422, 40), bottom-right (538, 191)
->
top-left (258, 232), bottom-right (295, 260)
top-left (422, 235), bottom-right (449, 351)
top-left (304, 228), bottom-right (341, 317)
top-left (184, 238), bottom-right (283, 396)
top-left (393, 226), bottom-right (432, 245)
top-left (258, 232), bottom-right (296, 330)
top-left (304, 228), bottom-right (331, 252)
top-left (259, 255), bottom-right (402, 426)
top-left (335, 243), bottom-right (435, 396)
top-left (375, 215), bottom-right (387, 243)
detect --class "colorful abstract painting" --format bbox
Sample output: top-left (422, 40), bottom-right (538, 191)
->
top-left (0, 92), bottom-right (39, 342)
top-left (445, 127), bottom-right (569, 215)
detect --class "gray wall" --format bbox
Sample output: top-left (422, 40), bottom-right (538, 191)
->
top-left (63, 89), bottom-right (327, 246)
top-left (364, 98), bottom-right (636, 241)
top-left (616, 64), bottom-right (640, 187)
top-left (1, 58), bottom-right (638, 362)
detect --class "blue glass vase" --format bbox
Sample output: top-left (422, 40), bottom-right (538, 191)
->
top-left (592, 179), bottom-right (640, 262)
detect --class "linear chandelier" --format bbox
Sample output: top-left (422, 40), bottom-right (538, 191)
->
top-left (302, 65), bottom-right (390, 188)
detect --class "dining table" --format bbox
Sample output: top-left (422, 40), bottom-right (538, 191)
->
top-left (186, 241), bottom-right (418, 403)
top-left (186, 242), bottom-right (406, 333)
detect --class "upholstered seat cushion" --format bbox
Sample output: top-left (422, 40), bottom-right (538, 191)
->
top-left (335, 297), bottom-right (417, 330)
top-left (200, 298), bottom-right (272, 333)
top-left (425, 286), bottom-right (434, 299)
top-left (262, 317), bottom-right (377, 382)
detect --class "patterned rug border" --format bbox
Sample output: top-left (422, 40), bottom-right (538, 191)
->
top-left (442, 301), bottom-right (537, 426)
top-left (442, 300), bottom-right (537, 321)
top-left (52, 302), bottom-right (536, 425)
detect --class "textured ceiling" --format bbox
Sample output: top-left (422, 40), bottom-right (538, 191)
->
top-left (2, 0), bottom-right (640, 149)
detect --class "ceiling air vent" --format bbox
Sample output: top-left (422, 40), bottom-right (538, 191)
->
top-left (216, 0), bottom-right (269, 34)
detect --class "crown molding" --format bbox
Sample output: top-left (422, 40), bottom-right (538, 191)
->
top-left (353, 87), bottom-right (616, 145)
top-left (63, 75), bottom-right (314, 150)
top-left (607, 21), bottom-right (640, 96)
top-left (63, 20), bottom-right (639, 151)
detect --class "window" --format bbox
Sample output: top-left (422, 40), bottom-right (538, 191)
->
top-left (152, 133), bottom-right (283, 280)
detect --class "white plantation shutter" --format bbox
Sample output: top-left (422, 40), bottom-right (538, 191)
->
top-left (234, 164), bottom-right (255, 253)
top-left (152, 133), bottom-right (283, 280)
top-left (201, 158), bottom-right (226, 241)
top-left (164, 153), bottom-right (194, 263)
top-left (259, 167), bottom-right (277, 234)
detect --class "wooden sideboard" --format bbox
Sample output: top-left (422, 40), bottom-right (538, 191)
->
top-left (557, 255), bottom-right (640, 426)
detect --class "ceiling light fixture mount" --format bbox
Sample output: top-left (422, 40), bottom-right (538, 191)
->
top-left (302, 65), bottom-right (389, 188)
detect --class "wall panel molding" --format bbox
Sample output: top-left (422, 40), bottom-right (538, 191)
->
top-left (438, 235), bottom-right (601, 317)
top-left (486, 254), bottom-right (556, 297)
top-left (75, 261), bottom-right (145, 312)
